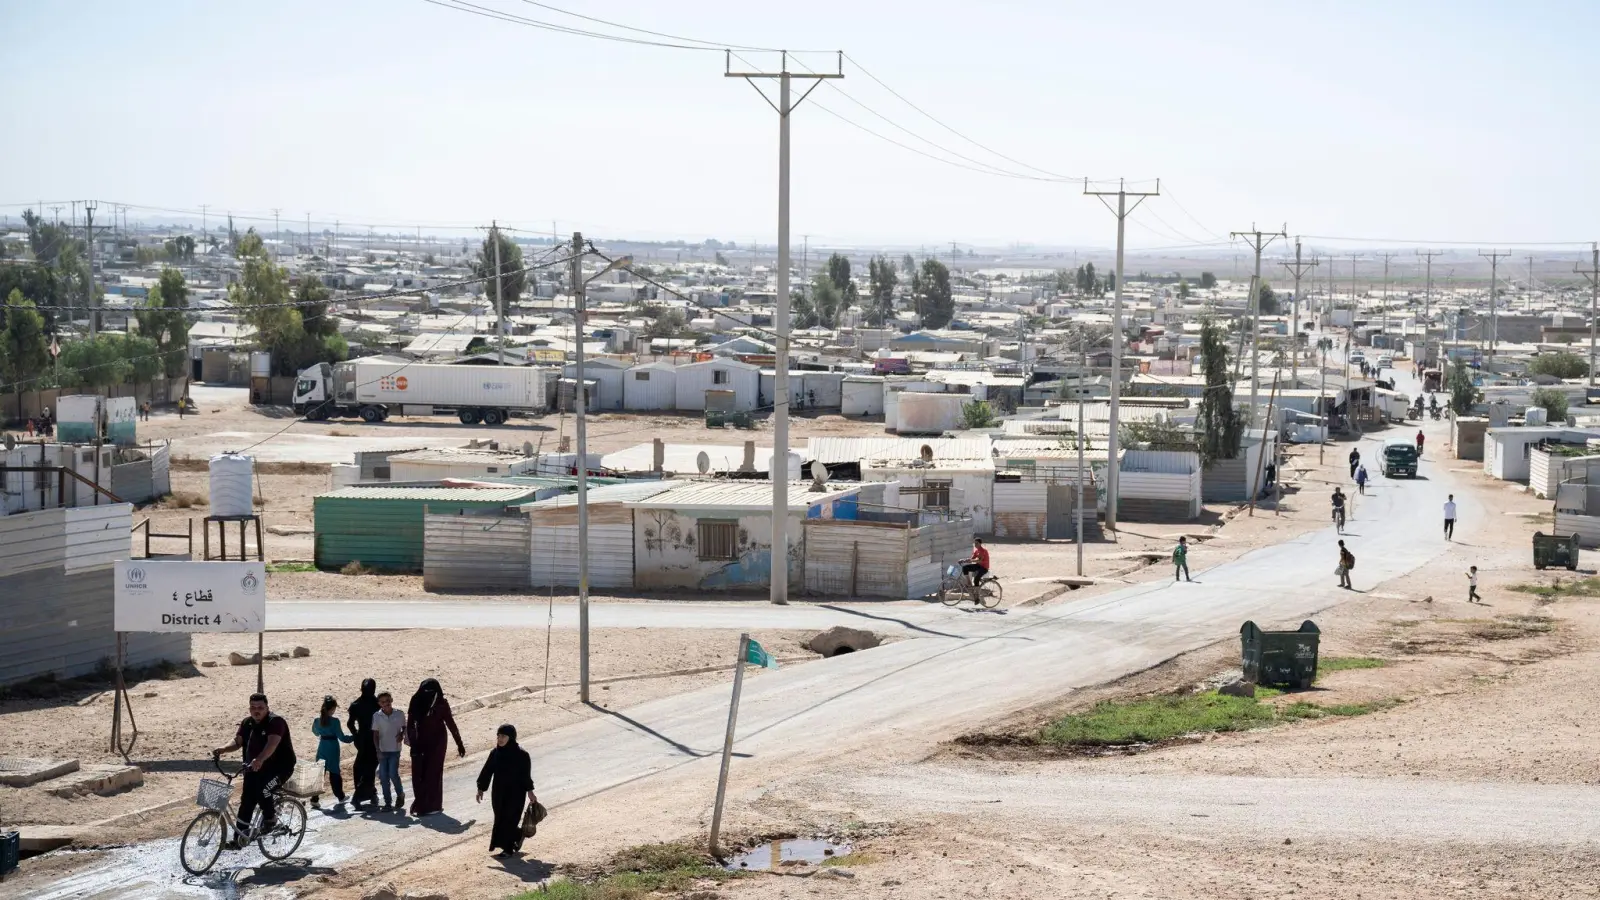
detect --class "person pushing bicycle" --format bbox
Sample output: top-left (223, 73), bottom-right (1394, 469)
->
top-left (212, 693), bottom-right (298, 848)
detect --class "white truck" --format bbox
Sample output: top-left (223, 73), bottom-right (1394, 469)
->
top-left (292, 360), bottom-right (550, 425)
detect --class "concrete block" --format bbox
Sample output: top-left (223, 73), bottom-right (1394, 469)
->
top-left (44, 764), bottom-right (144, 798)
top-left (0, 757), bottom-right (79, 788)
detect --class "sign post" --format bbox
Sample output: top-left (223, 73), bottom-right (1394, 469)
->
top-left (708, 634), bottom-right (777, 857)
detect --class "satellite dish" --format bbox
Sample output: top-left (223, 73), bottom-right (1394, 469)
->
top-left (696, 451), bottom-right (711, 474)
top-left (522, 440), bottom-right (535, 457)
top-left (920, 444), bottom-right (935, 462)
top-left (809, 460), bottom-right (828, 483)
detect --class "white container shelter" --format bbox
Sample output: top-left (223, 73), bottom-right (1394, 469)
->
top-left (675, 359), bottom-right (759, 411)
top-left (560, 357), bottom-right (628, 411)
top-left (624, 361), bottom-right (679, 410)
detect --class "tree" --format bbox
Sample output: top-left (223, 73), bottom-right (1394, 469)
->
top-left (714, 251), bottom-right (730, 267)
top-left (866, 256), bottom-right (898, 326)
top-left (1195, 317), bottom-right (1244, 465)
top-left (642, 305), bottom-right (688, 339)
top-left (914, 259), bottom-right (954, 328)
top-left (961, 399), bottom-right (997, 429)
top-left (806, 273), bottom-right (842, 329)
top-left (901, 253), bottom-right (916, 274)
top-left (1255, 281), bottom-right (1278, 316)
top-left (56, 335), bottom-right (131, 392)
top-left (0, 263), bottom-right (66, 334)
top-left (1528, 351), bottom-right (1589, 380)
top-left (1531, 387), bottom-right (1570, 423)
top-left (165, 235), bottom-right (196, 262)
top-left (121, 333), bottom-right (161, 388)
top-left (1, 291), bottom-right (49, 418)
top-left (1447, 357), bottom-right (1479, 415)
top-left (137, 267), bottom-right (190, 379)
top-left (1200, 271), bottom-right (1217, 290)
top-left (1106, 272), bottom-right (1117, 293)
top-left (1177, 277), bottom-right (1191, 299)
top-left (1054, 269), bottom-right (1073, 294)
top-left (230, 230), bottom-right (298, 369)
top-left (1076, 262), bottom-right (1098, 296)
top-left (475, 229), bottom-right (526, 306)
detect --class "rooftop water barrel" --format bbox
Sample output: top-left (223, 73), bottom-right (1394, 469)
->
top-left (209, 452), bottom-right (256, 517)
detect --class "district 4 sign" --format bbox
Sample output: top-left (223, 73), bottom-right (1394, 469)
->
top-left (114, 560), bottom-right (267, 633)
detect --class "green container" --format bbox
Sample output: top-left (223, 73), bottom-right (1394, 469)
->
top-left (1240, 619), bottom-right (1320, 689)
top-left (705, 410), bottom-right (753, 429)
top-left (313, 486), bottom-right (543, 572)
top-left (1532, 531), bottom-right (1580, 571)
top-left (1, 829), bottom-right (18, 880)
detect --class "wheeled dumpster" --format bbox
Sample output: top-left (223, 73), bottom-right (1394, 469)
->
top-left (1240, 619), bottom-right (1320, 689)
top-left (0, 829), bottom-right (18, 881)
top-left (1532, 531), bottom-right (1580, 571)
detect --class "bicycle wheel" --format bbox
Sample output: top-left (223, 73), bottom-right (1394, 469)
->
top-left (258, 797), bottom-right (307, 860)
top-left (979, 579), bottom-right (1003, 609)
top-left (939, 575), bottom-right (962, 606)
top-left (180, 810), bottom-right (226, 875)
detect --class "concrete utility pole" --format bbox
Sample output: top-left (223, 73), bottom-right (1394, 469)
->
top-left (1076, 326), bottom-right (1086, 575)
top-left (1084, 178), bottom-right (1160, 532)
top-left (1576, 243), bottom-right (1600, 388)
top-left (1377, 252), bottom-right (1398, 345)
top-left (1230, 225), bottom-right (1287, 422)
top-left (1417, 250), bottom-right (1443, 367)
top-left (491, 221), bottom-right (505, 366)
top-left (1480, 249), bottom-right (1511, 363)
top-left (1342, 255), bottom-right (1362, 398)
top-left (725, 51), bottom-right (843, 604)
top-left (272, 208), bottom-right (281, 245)
top-left (571, 231), bottom-right (591, 703)
top-left (84, 201), bottom-right (98, 338)
top-left (1280, 239), bottom-right (1318, 384)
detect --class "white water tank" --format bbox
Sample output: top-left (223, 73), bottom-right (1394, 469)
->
top-left (330, 463), bottom-right (360, 489)
top-left (1524, 406), bottom-right (1549, 427)
top-left (767, 451), bottom-right (803, 482)
top-left (209, 453), bottom-right (256, 517)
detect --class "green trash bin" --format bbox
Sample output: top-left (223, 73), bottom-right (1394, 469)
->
top-left (1532, 531), bottom-right (1580, 571)
top-left (0, 829), bottom-right (19, 881)
top-left (1240, 620), bottom-right (1320, 689)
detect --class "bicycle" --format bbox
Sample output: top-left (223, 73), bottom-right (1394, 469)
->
top-left (939, 564), bottom-right (1003, 609)
top-left (180, 755), bottom-right (308, 876)
top-left (1332, 506), bottom-right (1345, 533)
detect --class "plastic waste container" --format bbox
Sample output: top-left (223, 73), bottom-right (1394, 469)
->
top-left (0, 829), bottom-right (18, 881)
top-left (1532, 531), bottom-right (1580, 571)
top-left (1240, 620), bottom-right (1320, 689)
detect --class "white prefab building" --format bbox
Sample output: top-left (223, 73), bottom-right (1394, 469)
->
top-left (862, 456), bottom-right (995, 533)
top-left (1484, 427), bottom-right (1600, 482)
top-left (522, 481), bottom-right (683, 590)
top-left (841, 376), bottom-right (885, 416)
top-left (883, 379), bottom-right (945, 430)
top-left (897, 392), bottom-right (968, 435)
top-left (676, 359), bottom-right (760, 411)
top-left (624, 361), bottom-right (678, 410)
top-left (560, 358), bottom-right (628, 411)
top-left (387, 447), bottom-right (541, 482)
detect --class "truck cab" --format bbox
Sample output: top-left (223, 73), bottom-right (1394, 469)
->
top-left (1382, 439), bottom-right (1419, 478)
top-left (293, 363), bottom-right (335, 419)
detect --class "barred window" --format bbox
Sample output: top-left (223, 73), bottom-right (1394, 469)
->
top-left (922, 480), bottom-right (951, 509)
top-left (634, 371), bottom-right (651, 381)
top-left (697, 520), bottom-right (738, 560)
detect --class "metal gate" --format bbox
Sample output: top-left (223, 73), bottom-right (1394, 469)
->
top-left (1046, 484), bottom-right (1075, 539)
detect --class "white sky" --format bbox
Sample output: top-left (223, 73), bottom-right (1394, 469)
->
top-left (3, 0), bottom-right (1596, 251)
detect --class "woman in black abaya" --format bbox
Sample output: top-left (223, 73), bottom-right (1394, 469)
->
top-left (475, 723), bottom-right (536, 857)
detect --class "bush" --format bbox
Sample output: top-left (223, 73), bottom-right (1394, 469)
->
top-left (340, 560), bottom-right (375, 576)
top-left (961, 399), bottom-right (998, 429)
top-left (1527, 351), bottom-right (1588, 380)
top-left (1531, 387), bottom-right (1569, 423)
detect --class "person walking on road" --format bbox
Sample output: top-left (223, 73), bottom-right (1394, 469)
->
top-left (406, 678), bottom-right (465, 817)
top-left (1467, 566), bottom-right (1482, 603)
top-left (476, 723), bottom-right (537, 859)
top-left (347, 678), bottom-right (381, 808)
top-left (1349, 448), bottom-right (1361, 479)
top-left (310, 695), bottom-right (354, 804)
top-left (371, 691), bottom-right (406, 811)
top-left (1416, 429), bottom-right (1425, 456)
top-left (1355, 464), bottom-right (1369, 495)
top-left (1444, 494), bottom-right (1457, 540)
top-left (1173, 536), bottom-right (1192, 582)
top-left (1336, 540), bottom-right (1355, 590)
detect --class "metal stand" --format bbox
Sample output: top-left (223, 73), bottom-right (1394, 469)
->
top-left (202, 515), bottom-right (265, 562)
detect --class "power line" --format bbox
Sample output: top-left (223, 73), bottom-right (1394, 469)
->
top-left (421, 0), bottom-right (728, 51)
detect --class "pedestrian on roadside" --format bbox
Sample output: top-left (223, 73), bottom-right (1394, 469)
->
top-left (24, 417), bottom-right (34, 438)
top-left (1336, 540), bottom-right (1355, 589)
top-left (347, 678), bottom-right (381, 808)
top-left (140, 401), bottom-right (150, 422)
top-left (1444, 494), bottom-right (1457, 540)
top-left (1355, 464), bottom-right (1369, 494)
top-left (371, 691), bottom-right (406, 811)
top-left (310, 695), bottom-right (354, 804)
top-left (177, 396), bottom-right (186, 419)
top-left (406, 678), bottom-right (465, 817)
top-left (1467, 566), bottom-right (1482, 603)
top-left (1416, 429), bottom-right (1425, 456)
top-left (1173, 536), bottom-right (1192, 582)
top-left (1349, 448), bottom-right (1361, 479)
top-left (476, 724), bottom-right (536, 859)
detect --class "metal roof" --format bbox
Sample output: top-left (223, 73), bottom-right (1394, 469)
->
top-left (519, 480), bottom-right (684, 509)
top-left (807, 436), bottom-right (994, 465)
top-left (315, 486), bottom-right (543, 502)
top-left (626, 481), bottom-right (862, 512)
top-left (603, 442), bottom-right (813, 474)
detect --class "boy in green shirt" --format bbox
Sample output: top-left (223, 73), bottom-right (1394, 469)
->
top-left (1174, 536), bottom-right (1191, 582)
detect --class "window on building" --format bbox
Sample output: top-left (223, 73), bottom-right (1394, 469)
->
top-left (697, 520), bottom-right (739, 560)
top-left (713, 369), bottom-right (730, 385)
top-left (634, 371), bottom-right (651, 381)
top-left (922, 480), bottom-right (952, 509)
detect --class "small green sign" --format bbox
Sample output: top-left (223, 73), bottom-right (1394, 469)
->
top-left (744, 639), bottom-right (778, 669)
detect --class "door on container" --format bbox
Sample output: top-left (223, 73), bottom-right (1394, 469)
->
top-left (1046, 484), bottom-right (1076, 539)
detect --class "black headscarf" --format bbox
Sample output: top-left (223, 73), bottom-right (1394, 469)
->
top-left (497, 723), bottom-right (518, 746)
top-left (408, 678), bottom-right (442, 722)
top-left (348, 678), bottom-right (379, 735)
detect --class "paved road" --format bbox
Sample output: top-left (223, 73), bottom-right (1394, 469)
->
top-left (15, 370), bottom-right (1476, 899)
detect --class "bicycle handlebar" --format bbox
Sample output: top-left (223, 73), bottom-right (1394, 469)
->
top-left (212, 752), bottom-right (243, 781)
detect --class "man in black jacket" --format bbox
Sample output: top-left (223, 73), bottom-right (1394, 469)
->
top-left (213, 693), bottom-right (297, 846)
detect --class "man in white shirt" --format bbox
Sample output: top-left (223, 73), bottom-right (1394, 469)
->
top-left (1443, 494), bottom-right (1457, 540)
top-left (371, 692), bottom-right (407, 811)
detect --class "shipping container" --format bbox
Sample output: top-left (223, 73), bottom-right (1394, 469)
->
top-left (293, 361), bottom-right (551, 425)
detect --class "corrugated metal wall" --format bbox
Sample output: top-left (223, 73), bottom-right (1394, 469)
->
top-left (907, 519), bottom-right (975, 599)
top-left (1530, 450), bottom-right (1552, 498)
top-left (804, 520), bottom-right (909, 598)
top-left (152, 443), bottom-right (171, 497)
top-left (1203, 457), bottom-right (1248, 502)
top-left (111, 460), bottom-right (154, 504)
top-left (993, 482), bottom-right (1047, 539)
top-left (1119, 470), bottom-right (1202, 520)
top-left (1555, 512), bottom-right (1600, 549)
top-left (316, 495), bottom-right (523, 571)
top-left (623, 366), bottom-right (677, 410)
top-left (422, 511), bottom-right (532, 591)
top-left (530, 524), bottom-right (635, 589)
top-left (0, 504), bottom-right (190, 684)
top-left (1122, 449), bottom-right (1200, 474)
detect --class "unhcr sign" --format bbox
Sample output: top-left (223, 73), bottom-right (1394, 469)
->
top-left (114, 560), bottom-right (266, 632)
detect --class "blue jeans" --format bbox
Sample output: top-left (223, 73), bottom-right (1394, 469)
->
top-left (378, 751), bottom-right (402, 805)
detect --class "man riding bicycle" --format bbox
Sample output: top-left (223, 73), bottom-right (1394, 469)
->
top-left (212, 693), bottom-right (297, 848)
top-left (960, 537), bottom-right (991, 601)
top-left (1331, 487), bottom-right (1346, 532)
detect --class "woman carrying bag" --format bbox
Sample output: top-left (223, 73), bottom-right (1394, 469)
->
top-left (475, 724), bottom-right (537, 858)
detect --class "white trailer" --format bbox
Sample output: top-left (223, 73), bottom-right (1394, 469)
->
top-left (292, 360), bottom-right (550, 425)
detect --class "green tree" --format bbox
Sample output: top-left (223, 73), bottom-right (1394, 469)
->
top-left (56, 335), bottom-right (131, 392)
top-left (866, 256), bottom-right (898, 326)
top-left (1076, 262), bottom-right (1098, 295)
top-left (806, 274), bottom-right (842, 329)
top-left (1177, 277), bottom-right (1191, 299)
top-left (0, 263), bottom-right (67, 334)
top-left (961, 399), bottom-right (997, 429)
top-left (1, 291), bottom-right (50, 418)
top-left (229, 229), bottom-right (299, 372)
top-left (1531, 387), bottom-right (1569, 423)
top-left (1528, 351), bottom-right (1589, 380)
top-left (1195, 317), bottom-right (1244, 466)
top-left (120, 332), bottom-right (161, 389)
top-left (137, 267), bottom-right (190, 379)
top-left (475, 229), bottom-right (526, 306)
top-left (165, 235), bottom-right (196, 262)
top-left (1447, 357), bottom-right (1479, 415)
top-left (1200, 271), bottom-right (1217, 290)
top-left (643, 305), bottom-right (689, 339)
top-left (1255, 281), bottom-right (1278, 316)
top-left (914, 259), bottom-right (954, 329)
top-left (901, 253), bottom-right (916, 274)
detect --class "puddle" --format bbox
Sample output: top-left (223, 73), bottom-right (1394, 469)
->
top-left (726, 838), bottom-right (850, 871)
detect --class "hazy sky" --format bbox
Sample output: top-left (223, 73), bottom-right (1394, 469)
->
top-left (4, 0), bottom-right (1596, 252)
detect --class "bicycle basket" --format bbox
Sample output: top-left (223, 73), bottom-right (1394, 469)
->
top-left (196, 778), bottom-right (232, 812)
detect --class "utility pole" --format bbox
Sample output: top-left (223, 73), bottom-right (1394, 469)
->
top-left (1230, 225), bottom-right (1286, 422)
top-left (1576, 243), bottom-right (1600, 388)
top-left (1377, 251), bottom-right (1398, 345)
top-left (725, 51), bottom-right (843, 604)
top-left (1480, 249), bottom-right (1511, 363)
top-left (571, 231), bottom-right (591, 703)
top-left (49, 204), bottom-right (63, 224)
top-left (272, 208), bottom-right (281, 246)
top-left (1526, 255), bottom-right (1535, 311)
top-left (1417, 250), bottom-right (1443, 368)
top-left (84, 201), bottom-right (98, 338)
top-left (801, 234), bottom-right (809, 302)
top-left (1342, 255), bottom-right (1362, 401)
top-left (1076, 326), bottom-right (1086, 576)
top-left (306, 213), bottom-right (312, 259)
top-left (199, 204), bottom-right (208, 241)
top-left (491, 221), bottom-right (505, 366)
top-left (1084, 178), bottom-right (1160, 532)
top-left (1280, 239), bottom-right (1318, 384)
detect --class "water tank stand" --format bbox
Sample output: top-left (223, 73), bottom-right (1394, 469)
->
top-left (202, 515), bottom-right (265, 562)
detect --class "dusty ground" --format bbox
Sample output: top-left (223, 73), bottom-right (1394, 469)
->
top-left (0, 625), bottom-right (820, 834)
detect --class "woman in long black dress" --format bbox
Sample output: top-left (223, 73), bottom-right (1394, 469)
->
top-left (406, 678), bottom-right (465, 816)
top-left (475, 723), bottom-right (536, 857)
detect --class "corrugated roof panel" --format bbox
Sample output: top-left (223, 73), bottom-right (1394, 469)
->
top-left (806, 437), bottom-right (993, 465)
top-left (519, 480), bottom-right (685, 509)
top-left (316, 486), bottom-right (543, 502)
top-left (627, 481), bottom-right (860, 511)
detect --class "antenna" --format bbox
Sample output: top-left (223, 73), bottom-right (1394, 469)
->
top-left (696, 451), bottom-right (711, 474)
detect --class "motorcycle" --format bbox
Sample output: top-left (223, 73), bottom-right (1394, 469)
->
top-left (1430, 406), bottom-right (1442, 421)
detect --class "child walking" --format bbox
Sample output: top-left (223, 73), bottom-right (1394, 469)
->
top-left (1467, 566), bottom-right (1481, 603)
top-left (311, 695), bottom-right (354, 803)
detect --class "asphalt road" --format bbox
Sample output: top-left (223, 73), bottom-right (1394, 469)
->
top-left (17, 359), bottom-right (1478, 899)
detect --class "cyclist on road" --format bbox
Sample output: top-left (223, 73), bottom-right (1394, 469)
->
top-left (212, 693), bottom-right (298, 848)
top-left (960, 537), bottom-right (991, 602)
top-left (1331, 487), bottom-right (1346, 532)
